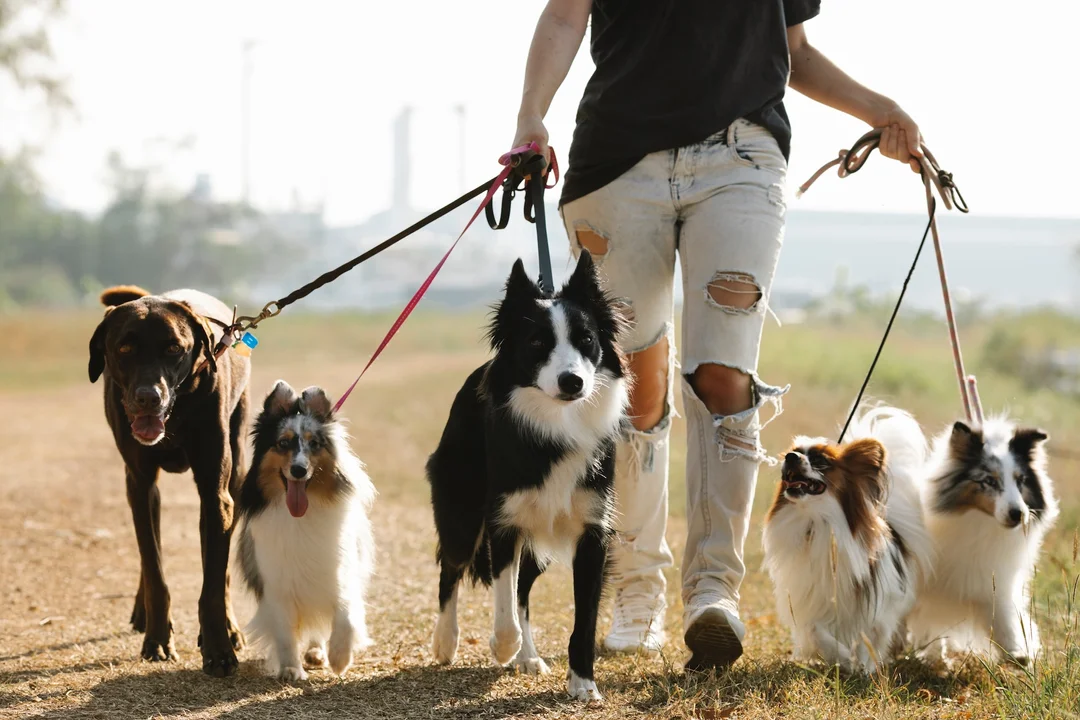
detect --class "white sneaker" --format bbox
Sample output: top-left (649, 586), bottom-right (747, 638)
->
top-left (604, 583), bottom-right (667, 654)
top-left (683, 596), bottom-right (745, 671)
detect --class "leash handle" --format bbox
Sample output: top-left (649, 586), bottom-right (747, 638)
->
top-left (331, 142), bottom-right (561, 414)
top-left (798, 130), bottom-right (978, 428)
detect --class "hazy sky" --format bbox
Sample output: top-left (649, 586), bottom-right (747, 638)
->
top-left (3, 0), bottom-right (1077, 225)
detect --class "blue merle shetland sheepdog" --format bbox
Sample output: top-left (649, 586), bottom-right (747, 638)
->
top-left (236, 381), bottom-right (376, 682)
top-left (427, 250), bottom-right (628, 702)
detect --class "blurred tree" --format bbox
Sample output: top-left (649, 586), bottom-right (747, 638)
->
top-left (0, 0), bottom-right (71, 112)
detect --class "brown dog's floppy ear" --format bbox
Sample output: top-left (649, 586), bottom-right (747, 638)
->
top-left (842, 438), bottom-right (888, 507)
top-left (300, 386), bottom-right (333, 421)
top-left (175, 301), bottom-right (217, 376)
top-left (265, 380), bottom-right (298, 415)
top-left (88, 308), bottom-right (114, 383)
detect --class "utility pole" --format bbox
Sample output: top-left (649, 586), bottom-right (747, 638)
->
top-left (241, 39), bottom-right (257, 206)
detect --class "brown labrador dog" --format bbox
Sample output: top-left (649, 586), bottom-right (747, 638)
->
top-left (89, 285), bottom-right (250, 677)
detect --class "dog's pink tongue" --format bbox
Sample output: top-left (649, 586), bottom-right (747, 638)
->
top-left (286, 480), bottom-right (308, 518)
top-left (131, 415), bottom-right (165, 441)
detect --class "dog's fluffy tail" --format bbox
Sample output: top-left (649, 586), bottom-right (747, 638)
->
top-left (100, 285), bottom-right (151, 306)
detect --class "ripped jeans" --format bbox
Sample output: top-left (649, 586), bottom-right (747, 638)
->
top-left (560, 118), bottom-right (788, 625)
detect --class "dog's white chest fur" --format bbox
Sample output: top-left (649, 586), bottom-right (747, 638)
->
top-left (497, 376), bottom-right (626, 563)
top-left (499, 447), bottom-right (609, 563)
top-left (243, 492), bottom-right (373, 646)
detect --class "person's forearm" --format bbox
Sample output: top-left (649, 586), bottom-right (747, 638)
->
top-left (788, 37), bottom-right (895, 126)
top-left (517, 5), bottom-right (589, 121)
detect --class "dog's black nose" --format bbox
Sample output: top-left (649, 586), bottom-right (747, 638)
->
top-left (289, 464), bottom-right (308, 479)
top-left (134, 386), bottom-right (162, 411)
top-left (558, 372), bottom-right (584, 396)
top-left (784, 452), bottom-right (802, 468)
top-left (1007, 507), bottom-right (1023, 526)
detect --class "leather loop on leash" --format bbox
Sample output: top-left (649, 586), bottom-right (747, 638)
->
top-left (797, 129), bottom-right (977, 436)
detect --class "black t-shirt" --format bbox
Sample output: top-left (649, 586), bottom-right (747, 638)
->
top-left (560, 0), bottom-right (821, 206)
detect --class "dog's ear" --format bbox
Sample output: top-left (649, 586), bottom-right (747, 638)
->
top-left (88, 308), bottom-right (115, 383)
top-left (842, 438), bottom-right (887, 506)
top-left (561, 249), bottom-right (601, 301)
top-left (487, 259), bottom-right (543, 351)
top-left (1009, 427), bottom-right (1049, 459)
top-left (173, 301), bottom-right (217, 377)
top-left (948, 420), bottom-right (983, 463)
top-left (300, 386), bottom-right (333, 422)
top-left (265, 380), bottom-right (298, 416)
top-left (506, 258), bottom-right (541, 299)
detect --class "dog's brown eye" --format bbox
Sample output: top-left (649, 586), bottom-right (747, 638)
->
top-left (1013, 470), bottom-right (1024, 483)
top-left (166, 344), bottom-right (182, 355)
top-left (309, 439), bottom-right (320, 451)
top-left (529, 337), bottom-right (544, 349)
top-left (276, 437), bottom-right (291, 451)
top-left (118, 344), bottom-right (134, 355)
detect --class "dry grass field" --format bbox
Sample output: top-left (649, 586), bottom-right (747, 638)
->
top-left (1, 307), bottom-right (1078, 719)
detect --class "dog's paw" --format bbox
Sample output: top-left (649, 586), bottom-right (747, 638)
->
top-left (328, 645), bottom-right (353, 676)
top-left (514, 655), bottom-right (551, 676)
top-left (202, 647), bottom-right (239, 678)
top-left (567, 670), bottom-right (603, 702)
top-left (140, 636), bottom-right (177, 663)
top-left (304, 646), bottom-right (328, 669)
top-left (489, 629), bottom-right (522, 666)
top-left (278, 666), bottom-right (308, 683)
top-left (432, 618), bottom-right (459, 665)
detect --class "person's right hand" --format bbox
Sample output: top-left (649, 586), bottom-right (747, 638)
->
top-left (512, 113), bottom-right (551, 171)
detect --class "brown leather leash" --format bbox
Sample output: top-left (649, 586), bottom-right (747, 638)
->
top-left (797, 129), bottom-right (984, 437)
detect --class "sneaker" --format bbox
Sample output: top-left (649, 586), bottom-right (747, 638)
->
top-left (604, 584), bottom-right (667, 654)
top-left (683, 597), bottom-right (746, 671)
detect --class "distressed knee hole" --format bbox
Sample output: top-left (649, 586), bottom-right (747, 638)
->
top-left (717, 427), bottom-right (767, 463)
top-left (687, 363), bottom-right (752, 418)
top-left (574, 226), bottom-right (609, 258)
top-left (705, 272), bottom-right (761, 313)
top-left (627, 335), bottom-right (669, 432)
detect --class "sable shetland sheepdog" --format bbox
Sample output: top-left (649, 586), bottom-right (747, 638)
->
top-left (236, 381), bottom-right (376, 682)
top-left (762, 406), bottom-right (933, 674)
top-left (426, 251), bottom-right (628, 702)
top-left (907, 417), bottom-right (1058, 666)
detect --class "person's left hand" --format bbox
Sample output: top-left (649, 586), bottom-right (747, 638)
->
top-left (871, 103), bottom-right (923, 173)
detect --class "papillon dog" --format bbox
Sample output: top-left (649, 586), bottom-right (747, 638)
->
top-left (236, 381), bottom-right (376, 681)
top-left (907, 416), bottom-right (1057, 666)
top-left (763, 406), bottom-right (933, 674)
top-left (426, 250), bottom-right (628, 702)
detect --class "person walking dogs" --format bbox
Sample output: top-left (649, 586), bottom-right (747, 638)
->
top-left (510, 0), bottom-right (924, 671)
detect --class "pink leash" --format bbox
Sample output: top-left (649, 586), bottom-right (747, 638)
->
top-left (331, 142), bottom-right (558, 414)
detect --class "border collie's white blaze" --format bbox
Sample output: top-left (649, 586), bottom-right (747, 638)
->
top-left (427, 250), bottom-right (627, 702)
top-left (908, 416), bottom-right (1058, 666)
top-left (235, 381), bottom-right (376, 682)
top-left (763, 406), bottom-right (933, 674)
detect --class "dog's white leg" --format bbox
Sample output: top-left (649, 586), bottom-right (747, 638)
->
top-left (303, 637), bottom-right (327, 670)
top-left (813, 623), bottom-right (855, 671)
top-left (327, 604), bottom-right (356, 676)
top-left (433, 584), bottom-right (460, 665)
top-left (264, 599), bottom-right (305, 682)
top-left (489, 538), bottom-right (523, 666)
top-left (991, 597), bottom-right (1035, 666)
top-left (513, 605), bottom-right (550, 675)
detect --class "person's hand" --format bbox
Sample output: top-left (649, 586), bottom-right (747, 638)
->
top-left (870, 102), bottom-right (922, 174)
top-left (512, 113), bottom-right (551, 171)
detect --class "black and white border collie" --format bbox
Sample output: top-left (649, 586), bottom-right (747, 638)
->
top-left (427, 251), bottom-right (628, 702)
top-left (236, 381), bottom-right (376, 681)
top-left (908, 416), bottom-right (1058, 666)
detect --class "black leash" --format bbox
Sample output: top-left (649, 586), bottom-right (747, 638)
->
top-left (486, 153), bottom-right (555, 294)
top-left (837, 200), bottom-right (936, 443)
